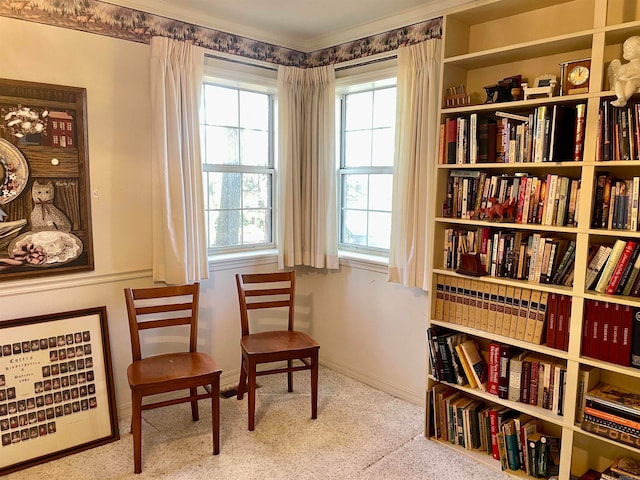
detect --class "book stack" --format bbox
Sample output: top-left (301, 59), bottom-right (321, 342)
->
top-left (591, 173), bottom-right (640, 231)
top-left (430, 386), bottom-right (559, 478)
top-left (581, 300), bottom-right (634, 366)
top-left (585, 241), bottom-right (640, 297)
top-left (597, 99), bottom-right (640, 162)
top-left (433, 274), bottom-right (571, 348)
top-left (581, 383), bottom-right (640, 450)
top-left (442, 227), bottom-right (576, 286)
top-left (443, 171), bottom-right (581, 228)
top-left (439, 103), bottom-right (587, 165)
top-left (601, 457), bottom-right (640, 480)
top-left (427, 327), bottom-right (567, 415)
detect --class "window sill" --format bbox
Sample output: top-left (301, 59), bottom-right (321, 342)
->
top-left (339, 251), bottom-right (388, 274)
top-left (208, 249), bottom-right (278, 271)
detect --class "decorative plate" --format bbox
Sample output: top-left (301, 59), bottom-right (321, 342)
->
top-left (8, 230), bottom-right (83, 267)
top-left (0, 137), bottom-right (29, 205)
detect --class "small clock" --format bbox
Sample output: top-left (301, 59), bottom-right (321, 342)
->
top-left (560, 58), bottom-right (591, 95)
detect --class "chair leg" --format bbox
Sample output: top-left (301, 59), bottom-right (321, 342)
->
top-left (311, 351), bottom-right (318, 420)
top-left (287, 359), bottom-right (293, 393)
top-left (190, 387), bottom-right (199, 421)
top-left (131, 391), bottom-right (143, 474)
top-left (237, 356), bottom-right (246, 400)
top-left (211, 375), bottom-right (220, 455)
top-left (248, 359), bottom-right (256, 431)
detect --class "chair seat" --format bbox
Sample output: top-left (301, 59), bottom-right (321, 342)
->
top-left (241, 330), bottom-right (319, 356)
top-left (127, 352), bottom-right (221, 390)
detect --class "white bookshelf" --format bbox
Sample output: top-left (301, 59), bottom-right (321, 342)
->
top-left (427, 0), bottom-right (640, 478)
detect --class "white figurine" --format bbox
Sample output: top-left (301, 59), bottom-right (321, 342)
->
top-left (610, 35), bottom-right (640, 107)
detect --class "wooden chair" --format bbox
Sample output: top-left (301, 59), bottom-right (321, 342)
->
top-left (235, 271), bottom-right (319, 431)
top-left (124, 283), bottom-right (221, 473)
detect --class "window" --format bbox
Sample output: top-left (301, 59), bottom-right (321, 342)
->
top-left (201, 83), bottom-right (274, 254)
top-left (339, 83), bottom-right (396, 255)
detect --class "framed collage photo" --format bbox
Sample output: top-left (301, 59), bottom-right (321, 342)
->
top-left (0, 306), bottom-right (119, 475)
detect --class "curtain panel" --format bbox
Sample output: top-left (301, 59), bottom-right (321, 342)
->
top-left (149, 36), bottom-right (209, 284)
top-left (388, 39), bottom-right (442, 290)
top-left (277, 65), bottom-right (338, 270)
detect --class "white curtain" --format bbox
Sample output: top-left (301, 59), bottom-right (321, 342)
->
top-left (149, 37), bottom-right (208, 284)
top-left (388, 39), bottom-right (442, 290)
top-left (277, 65), bottom-right (338, 269)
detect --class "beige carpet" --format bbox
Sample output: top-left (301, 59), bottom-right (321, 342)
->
top-left (3, 366), bottom-right (508, 479)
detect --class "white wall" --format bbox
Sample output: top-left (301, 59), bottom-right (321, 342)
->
top-left (0, 17), bottom-right (429, 422)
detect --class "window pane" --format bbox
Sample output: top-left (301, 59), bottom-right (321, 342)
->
top-left (343, 174), bottom-right (368, 209)
top-left (240, 129), bottom-right (269, 166)
top-left (204, 126), bottom-right (239, 165)
top-left (368, 174), bottom-right (392, 211)
top-left (243, 209), bottom-right (270, 244)
top-left (371, 128), bottom-right (394, 167)
top-left (344, 130), bottom-right (372, 167)
top-left (345, 91), bottom-right (373, 131)
top-left (210, 210), bottom-right (242, 247)
top-left (368, 211), bottom-right (391, 249)
top-left (242, 173), bottom-right (271, 208)
top-left (342, 209), bottom-right (367, 245)
top-left (204, 85), bottom-right (238, 127)
top-left (239, 91), bottom-right (269, 130)
top-left (211, 172), bottom-right (242, 210)
top-left (373, 87), bottom-right (396, 128)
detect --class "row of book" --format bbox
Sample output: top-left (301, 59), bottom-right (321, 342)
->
top-left (592, 174), bottom-right (640, 231)
top-left (431, 383), bottom-right (560, 477)
top-left (581, 300), bottom-right (640, 368)
top-left (586, 240), bottom-right (640, 297)
top-left (427, 327), bottom-right (568, 415)
top-left (444, 228), bottom-right (576, 287)
top-left (438, 103), bottom-right (586, 165)
top-left (580, 382), bottom-right (640, 452)
top-left (433, 274), bottom-right (573, 348)
top-left (443, 171), bottom-right (581, 228)
top-left (580, 457), bottom-right (640, 480)
top-left (597, 98), bottom-right (640, 162)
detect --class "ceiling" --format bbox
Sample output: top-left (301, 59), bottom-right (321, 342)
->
top-left (108, 0), bottom-right (470, 51)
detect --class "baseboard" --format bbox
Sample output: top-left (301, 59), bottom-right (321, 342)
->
top-left (319, 358), bottom-right (425, 406)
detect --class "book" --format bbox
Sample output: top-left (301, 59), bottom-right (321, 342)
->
top-left (458, 340), bottom-right (488, 391)
top-left (595, 239), bottom-right (627, 293)
top-left (508, 350), bottom-right (528, 403)
top-left (586, 245), bottom-right (613, 290)
top-left (576, 366), bottom-right (602, 425)
top-left (611, 457), bottom-right (640, 479)
top-left (502, 419), bottom-right (520, 470)
top-left (455, 343), bottom-right (478, 389)
top-left (533, 291), bottom-right (549, 346)
top-left (606, 240), bottom-right (638, 294)
top-left (487, 341), bottom-right (501, 395)
top-left (581, 416), bottom-right (640, 449)
top-left (546, 292), bottom-right (559, 349)
top-left (631, 307), bottom-right (640, 368)
top-left (620, 305), bottom-right (633, 367)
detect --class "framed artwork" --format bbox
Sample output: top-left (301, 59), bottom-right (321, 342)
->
top-left (0, 307), bottom-right (119, 475)
top-left (0, 78), bottom-right (94, 281)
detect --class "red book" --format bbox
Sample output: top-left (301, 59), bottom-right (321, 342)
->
top-left (529, 358), bottom-right (540, 406)
top-left (582, 300), bottom-right (592, 357)
top-left (610, 303), bottom-right (622, 364)
top-left (601, 302), bottom-right (613, 362)
top-left (620, 305), bottom-right (633, 366)
top-left (489, 407), bottom-right (500, 459)
top-left (564, 296), bottom-right (572, 351)
top-left (589, 301), bottom-right (602, 359)
top-left (446, 118), bottom-right (457, 164)
top-left (555, 295), bottom-right (568, 353)
top-left (545, 292), bottom-right (558, 349)
top-left (487, 342), bottom-right (501, 395)
top-left (606, 241), bottom-right (637, 294)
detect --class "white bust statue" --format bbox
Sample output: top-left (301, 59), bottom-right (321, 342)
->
top-left (610, 35), bottom-right (640, 107)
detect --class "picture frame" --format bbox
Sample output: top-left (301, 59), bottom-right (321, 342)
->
top-left (0, 78), bottom-right (94, 282)
top-left (0, 307), bottom-right (119, 475)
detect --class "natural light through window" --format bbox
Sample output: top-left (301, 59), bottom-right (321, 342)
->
top-left (339, 84), bottom-right (396, 254)
top-left (201, 83), bottom-right (274, 253)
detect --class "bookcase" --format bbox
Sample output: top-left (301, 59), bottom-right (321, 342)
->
top-left (426, 1), bottom-right (640, 479)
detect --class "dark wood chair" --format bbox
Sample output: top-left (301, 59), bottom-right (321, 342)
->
top-left (235, 271), bottom-right (319, 431)
top-left (124, 283), bottom-right (221, 473)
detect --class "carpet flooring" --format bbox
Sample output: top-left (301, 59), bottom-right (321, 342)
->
top-left (3, 366), bottom-right (509, 479)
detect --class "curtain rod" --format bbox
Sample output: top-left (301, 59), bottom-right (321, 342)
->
top-left (204, 52), bottom-right (398, 72)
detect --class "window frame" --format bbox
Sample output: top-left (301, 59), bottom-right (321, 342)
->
top-left (201, 61), bottom-right (278, 258)
top-left (336, 71), bottom-right (397, 258)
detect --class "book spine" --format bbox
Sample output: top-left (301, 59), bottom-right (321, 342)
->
top-left (574, 103), bottom-right (586, 161)
top-left (606, 241), bottom-right (637, 294)
top-left (488, 342), bottom-right (501, 395)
